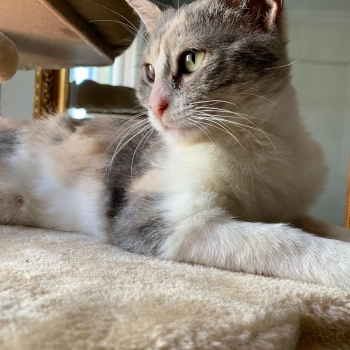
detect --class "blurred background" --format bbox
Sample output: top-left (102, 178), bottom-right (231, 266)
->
top-left (0, 0), bottom-right (349, 226)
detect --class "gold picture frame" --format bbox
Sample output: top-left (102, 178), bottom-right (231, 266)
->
top-left (34, 69), bottom-right (70, 119)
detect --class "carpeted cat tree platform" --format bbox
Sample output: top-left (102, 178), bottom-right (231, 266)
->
top-left (2, 226), bottom-right (350, 349)
top-left (1, 32), bottom-right (350, 350)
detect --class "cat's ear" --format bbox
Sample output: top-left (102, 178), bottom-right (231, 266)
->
top-left (225, 0), bottom-right (283, 31)
top-left (124, 0), bottom-right (169, 32)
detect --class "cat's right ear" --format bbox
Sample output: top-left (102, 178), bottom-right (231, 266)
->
top-left (124, 0), bottom-right (169, 33)
top-left (224, 0), bottom-right (283, 31)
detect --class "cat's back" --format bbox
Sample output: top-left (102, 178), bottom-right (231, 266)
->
top-left (0, 114), bottom-right (151, 174)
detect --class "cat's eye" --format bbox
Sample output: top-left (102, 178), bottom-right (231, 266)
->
top-left (146, 64), bottom-right (155, 82)
top-left (184, 50), bottom-right (205, 73)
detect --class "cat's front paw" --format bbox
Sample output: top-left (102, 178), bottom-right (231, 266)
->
top-left (324, 241), bottom-right (350, 292)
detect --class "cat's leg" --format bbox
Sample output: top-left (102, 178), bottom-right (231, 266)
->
top-left (157, 199), bottom-right (350, 291)
top-left (293, 215), bottom-right (350, 243)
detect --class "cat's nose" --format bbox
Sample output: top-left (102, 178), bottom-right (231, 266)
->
top-left (149, 82), bottom-right (169, 120)
top-left (150, 98), bottom-right (169, 120)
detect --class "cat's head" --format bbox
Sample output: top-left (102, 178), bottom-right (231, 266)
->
top-left (126, 0), bottom-right (289, 144)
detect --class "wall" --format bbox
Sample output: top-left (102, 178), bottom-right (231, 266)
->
top-left (0, 70), bottom-right (35, 120)
top-left (288, 13), bottom-right (350, 225)
top-left (344, 60), bottom-right (350, 225)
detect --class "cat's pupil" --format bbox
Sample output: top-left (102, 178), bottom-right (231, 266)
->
top-left (185, 53), bottom-right (196, 70)
top-left (183, 50), bottom-right (205, 73)
top-left (188, 53), bottom-right (196, 64)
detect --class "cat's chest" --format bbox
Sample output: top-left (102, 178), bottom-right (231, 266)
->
top-left (132, 143), bottom-right (233, 194)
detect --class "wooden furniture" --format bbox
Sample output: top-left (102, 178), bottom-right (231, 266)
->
top-left (0, 0), bottom-right (139, 69)
top-left (0, 0), bottom-right (140, 117)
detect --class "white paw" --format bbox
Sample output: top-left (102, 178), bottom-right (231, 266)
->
top-left (326, 240), bottom-right (350, 292)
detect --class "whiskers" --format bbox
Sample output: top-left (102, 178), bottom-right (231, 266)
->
top-left (130, 125), bottom-right (154, 181)
top-left (189, 100), bottom-right (279, 152)
top-left (104, 114), bottom-right (153, 179)
top-left (90, 2), bottom-right (149, 45)
top-left (188, 120), bottom-right (214, 142)
top-left (265, 53), bottom-right (306, 71)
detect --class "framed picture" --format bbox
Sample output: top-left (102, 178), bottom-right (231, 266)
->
top-left (34, 69), bottom-right (70, 119)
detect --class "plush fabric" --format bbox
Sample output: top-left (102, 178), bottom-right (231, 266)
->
top-left (0, 32), bottom-right (19, 82)
top-left (1, 225), bottom-right (350, 350)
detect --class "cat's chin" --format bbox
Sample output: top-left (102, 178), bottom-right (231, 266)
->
top-left (164, 125), bottom-right (196, 136)
top-left (150, 118), bottom-right (201, 144)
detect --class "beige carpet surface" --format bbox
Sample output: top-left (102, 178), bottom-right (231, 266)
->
top-left (1, 225), bottom-right (350, 350)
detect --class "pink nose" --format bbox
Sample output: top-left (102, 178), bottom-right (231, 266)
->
top-left (150, 98), bottom-right (169, 120)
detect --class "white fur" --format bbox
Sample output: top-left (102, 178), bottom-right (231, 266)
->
top-left (156, 47), bottom-right (168, 78)
top-left (139, 82), bottom-right (350, 291)
top-left (160, 207), bottom-right (350, 291)
top-left (150, 85), bottom-right (325, 222)
top-left (155, 173), bottom-right (350, 291)
top-left (2, 145), bottom-right (108, 239)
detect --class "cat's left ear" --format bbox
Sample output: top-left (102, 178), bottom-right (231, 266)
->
top-left (225, 0), bottom-right (283, 31)
top-left (124, 0), bottom-right (170, 33)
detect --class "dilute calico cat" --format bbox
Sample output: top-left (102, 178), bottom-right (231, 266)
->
top-left (1, 0), bottom-right (350, 291)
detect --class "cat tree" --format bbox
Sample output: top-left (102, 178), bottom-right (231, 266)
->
top-left (0, 32), bottom-right (19, 83)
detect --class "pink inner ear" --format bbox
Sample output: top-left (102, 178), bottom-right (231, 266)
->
top-left (249, 0), bottom-right (282, 18)
top-left (274, 0), bottom-right (283, 16)
top-left (249, 0), bottom-right (271, 17)
top-left (225, 0), bottom-right (283, 29)
top-left (254, 1), bottom-right (283, 14)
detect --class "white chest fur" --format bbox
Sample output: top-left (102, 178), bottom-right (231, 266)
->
top-left (133, 123), bottom-right (326, 223)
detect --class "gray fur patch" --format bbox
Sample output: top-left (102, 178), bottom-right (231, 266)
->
top-left (103, 125), bottom-right (168, 256)
top-left (103, 126), bottom-right (156, 217)
top-left (50, 134), bottom-right (65, 144)
top-left (110, 193), bottom-right (169, 256)
top-left (0, 129), bottom-right (18, 157)
top-left (64, 117), bottom-right (87, 133)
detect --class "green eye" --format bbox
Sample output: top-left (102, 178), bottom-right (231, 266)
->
top-left (184, 50), bottom-right (205, 73)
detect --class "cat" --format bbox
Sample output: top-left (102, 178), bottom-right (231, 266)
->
top-left (1, 0), bottom-right (350, 291)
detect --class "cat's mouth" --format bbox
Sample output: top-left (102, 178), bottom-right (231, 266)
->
top-left (163, 124), bottom-right (195, 135)
top-left (152, 117), bottom-right (196, 138)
